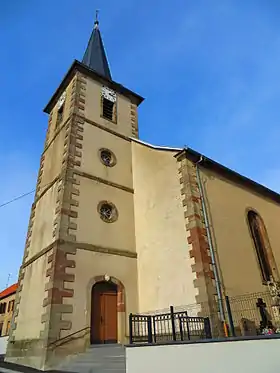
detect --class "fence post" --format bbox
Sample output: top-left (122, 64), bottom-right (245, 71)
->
top-left (204, 317), bottom-right (212, 339)
top-left (225, 295), bottom-right (235, 337)
top-left (147, 316), bottom-right (153, 343)
top-left (179, 317), bottom-right (184, 341)
top-left (152, 315), bottom-right (157, 343)
top-left (170, 306), bottom-right (176, 341)
top-left (129, 313), bottom-right (133, 344)
top-left (185, 312), bottom-right (190, 340)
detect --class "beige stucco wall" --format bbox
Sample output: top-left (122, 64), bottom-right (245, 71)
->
top-left (40, 127), bottom-right (67, 192)
top-left (27, 183), bottom-right (58, 258)
top-left (25, 73), bottom-right (74, 260)
top-left (132, 142), bottom-right (197, 313)
top-left (61, 249), bottom-right (138, 338)
top-left (201, 168), bottom-right (280, 296)
top-left (81, 123), bottom-right (133, 189)
top-left (75, 177), bottom-right (135, 252)
top-left (0, 293), bottom-right (16, 337)
top-left (84, 77), bottom-right (134, 137)
top-left (27, 97), bottom-right (68, 260)
top-left (14, 254), bottom-right (48, 339)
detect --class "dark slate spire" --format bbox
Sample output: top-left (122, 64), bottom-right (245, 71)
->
top-left (82, 15), bottom-right (112, 80)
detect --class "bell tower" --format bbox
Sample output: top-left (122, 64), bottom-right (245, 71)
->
top-left (6, 17), bottom-right (144, 370)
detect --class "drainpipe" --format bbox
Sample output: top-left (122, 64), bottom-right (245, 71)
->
top-left (195, 156), bottom-right (226, 324)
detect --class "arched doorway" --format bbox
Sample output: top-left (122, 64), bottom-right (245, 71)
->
top-left (91, 281), bottom-right (118, 344)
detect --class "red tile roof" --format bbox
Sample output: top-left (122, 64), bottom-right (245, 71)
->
top-left (0, 283), bottom-right (18, 300)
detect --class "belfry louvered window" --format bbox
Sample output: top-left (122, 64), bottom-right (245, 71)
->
top-left (101, 86), bottom-right (117, 122)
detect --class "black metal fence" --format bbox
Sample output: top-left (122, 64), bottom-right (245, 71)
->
top-left (224, 292), bottom-right (280, 337)
top-left (129, 291), bottom-right (280, 344)
top-left (129, 306), bottom-right (212, 344)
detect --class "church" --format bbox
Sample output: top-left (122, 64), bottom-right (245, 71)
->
top-left (5, 17), bottom-right (280, 370)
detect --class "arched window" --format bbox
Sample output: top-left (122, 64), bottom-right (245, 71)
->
top-left (247, 210), bottom-right (272, 282)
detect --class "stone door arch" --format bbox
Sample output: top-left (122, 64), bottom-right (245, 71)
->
top-left (88, 275), bottom-right (125, 344)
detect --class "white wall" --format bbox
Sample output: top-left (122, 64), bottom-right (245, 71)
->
top-left (0, 336), bottom-right (8, 355)
top-left (126, 338), bottom-right (280, 373)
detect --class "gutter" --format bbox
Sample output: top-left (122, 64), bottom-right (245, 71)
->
top-left (195, 156), bottom-right (226, 324)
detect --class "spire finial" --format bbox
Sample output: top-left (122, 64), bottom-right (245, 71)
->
top-left (94, 9), bottom-right (99, 28)
top-left (82, 11), bottom-right (112, 80)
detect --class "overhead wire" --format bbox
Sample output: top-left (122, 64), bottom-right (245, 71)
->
top-left (0, 180), bottom-right (54, 209)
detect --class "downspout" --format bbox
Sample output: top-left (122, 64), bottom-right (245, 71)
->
top-left (195, 156), bottom-right (226, 324)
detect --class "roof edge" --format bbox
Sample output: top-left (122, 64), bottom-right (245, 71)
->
top-left (130, 137), bottom-right (182, 152)
top-left (176, 147), bottom-right (280, 205)
top-left (44, 60), bottom-right (144, 114)
top-left (0, 283), bottom-right (18, 300)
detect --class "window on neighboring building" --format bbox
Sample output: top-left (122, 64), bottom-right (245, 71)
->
top-left (8, 300), bottom-right (15, 313)
top-left (247, 210), bottom-right (272, 283)
top-left (6, 321), bottom-right (10, 336)
top-left (0, 322), bottom-right (3, 336)
top-left (0, 302), bottom-right (7, 314)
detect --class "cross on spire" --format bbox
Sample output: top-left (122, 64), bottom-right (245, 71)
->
top-left (95, 9), bottom-right (99, 27)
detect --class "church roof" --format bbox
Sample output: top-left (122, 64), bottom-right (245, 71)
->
top-left (82, 20), bottom-right (112, 80)
top-left (176, 148), bottom-right (280, 205)
top-left (44, 60), bottom-right (144, 113)
top-left (131, 138), bottom-right (280, 204)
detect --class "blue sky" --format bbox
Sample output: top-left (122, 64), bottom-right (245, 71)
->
top-left (1, 0), bottom-right (280, 290)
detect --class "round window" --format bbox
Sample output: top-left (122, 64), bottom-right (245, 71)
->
top-left (99, 148), bottom-right (116, 167)
top-left (98, 201), bottom-right (118, 223)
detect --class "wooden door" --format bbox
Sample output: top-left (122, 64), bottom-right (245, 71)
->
top-left (91, 282), bottom-right (117, 344)
top-left (100, 292), bottom-right (117, 343)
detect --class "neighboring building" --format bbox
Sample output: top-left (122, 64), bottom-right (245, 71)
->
top-left (0, 283), bottom-right (17, 337)
top-left (5, 18), bottom-right (280, 370)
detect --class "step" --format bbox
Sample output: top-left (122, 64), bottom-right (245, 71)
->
top-left (65, 360), bottom-right (124, 366)
top-left (57, 345), bottom-right (126, 373)
top-left (0, 368), bottom-right (19, 373)
top-left (79, 353), bottom-right (125, 359)
top-left (61, 363), bottom-right (125, 370)
top-left (88, 344), bottom-right (122, 348)
top-left (67, 364), bottom-right (125, 370)
top-left (61, 366), bottom-right (126, 371)
top-left (70, 353), bottom-right (125, 359)
top-left (60, 357), bottom-right (125, 365)
top-left (61, 367), bottom-right (125, 373)
top-left (64, 360), bottom-right (125, 368)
